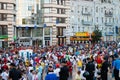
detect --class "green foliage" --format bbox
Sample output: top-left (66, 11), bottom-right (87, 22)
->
top-left (91, 29), bottom-right (102, 43)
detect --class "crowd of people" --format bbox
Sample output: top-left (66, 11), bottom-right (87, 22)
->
top-left (0, 41), bottom-right (120, 80)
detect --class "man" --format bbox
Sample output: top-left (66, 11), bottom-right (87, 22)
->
top-left (59, 59), bottom-right (69, 80)
top-left (113, 54), bottom-right (120, 80)
top-left (9, 63), bottom-right (21, 80)
top-left (45, 65), bottom-right (57, 80)
top-left (101, 57), bottom-right (109, 80)
top-left (85, 58), bottom-right (95, 80)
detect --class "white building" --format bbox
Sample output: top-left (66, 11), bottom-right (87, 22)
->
top-left (16, 0), bottom-right (70, 46)
top-left (16, 0), bottom-right (42, 46)
top-left (68, 0), bottom-right (120, 43)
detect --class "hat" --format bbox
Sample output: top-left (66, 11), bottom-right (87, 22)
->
top-left (10, 63), bottom-right (16, 67)
top-left (56, 64), bottom-right (60, 68)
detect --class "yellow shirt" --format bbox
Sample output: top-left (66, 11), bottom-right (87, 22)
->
top-left (77, 60), bottom-right (82, 67)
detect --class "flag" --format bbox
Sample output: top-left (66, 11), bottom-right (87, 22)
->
top-left (43, 23), bottom-right (47, 28)
top-left (56, 19), bottom-right (59, 24)
top-left (25, 26), bottom-right (29, 30)
top-left (34, 24), bottom-right (37, 29)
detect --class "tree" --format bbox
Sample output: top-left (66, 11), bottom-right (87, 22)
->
top-left (91, 29), bottom-right (102, 43)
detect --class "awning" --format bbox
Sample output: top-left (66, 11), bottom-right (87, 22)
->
top-left (75, 32), bottom-right (90, 37)
top-left (0, 35), bottom-right (8, 39)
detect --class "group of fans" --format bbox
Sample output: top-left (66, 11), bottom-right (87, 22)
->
top-left (0, 41), bottom-right (120, 80)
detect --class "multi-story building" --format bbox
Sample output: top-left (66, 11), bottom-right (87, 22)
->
top-left (41, 0), bottom-right (69, 46)
top-left (0, 0), bottom-right (16, 48)
top-left (16, 0), bottom-right (42, 46)
top-left (69, 0), bottom-right (120, 43)
top-left (16, 0), bottom-right (69, 46)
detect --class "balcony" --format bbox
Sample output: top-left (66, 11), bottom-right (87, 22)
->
top-left (105, 22), bottom-right (113, 26)
top-left (43, 13), bottom-right (67, 17)
top-left (105, 12), bottom-right (113, 17)
top-left (41, 3), bottom-right (68, 9)
top-left (0, 0), bottom-right (16, 4)
top-left (105, 32), bottom-right (114, 36)
top-left (0, 9), bottom-right (16, 14)
top-left (81, 11), bottom-right (91, 15)
top-left (82, 20), bottom-right (92, 26)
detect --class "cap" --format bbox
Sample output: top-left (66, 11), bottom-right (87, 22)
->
top-left (10, 63), bottom-right (16, 67)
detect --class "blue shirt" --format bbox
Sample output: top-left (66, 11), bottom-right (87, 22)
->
top-left (45, 72), bottom-right (58, 80)
top-left (113, 59), bottom-right (120, 70)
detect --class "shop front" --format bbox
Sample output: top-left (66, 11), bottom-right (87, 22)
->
top-left (0, 35), bottom-right (8, 48)
top-left (70, 32), bottom-right (90, 43)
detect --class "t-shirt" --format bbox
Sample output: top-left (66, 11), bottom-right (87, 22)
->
top-left (1, 72), bottom-right (8, 80)
top-left (9, 68), bottom-right (21, 80)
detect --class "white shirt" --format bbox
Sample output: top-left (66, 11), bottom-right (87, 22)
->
top-left (1, 72), bottom-right (8, 80)
top-left (80, 70), bottom-right (86, 80)
top-left (54, 68), bottom-right (60, 77)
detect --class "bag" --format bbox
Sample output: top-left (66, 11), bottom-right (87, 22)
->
top-left (83, 71), bottom-right (90, 77)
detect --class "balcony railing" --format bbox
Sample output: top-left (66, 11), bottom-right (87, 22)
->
top-left (105, 22), bottom-right (113, 26)
top-left (105, 12), bottom-right (113, 17)
top-left (82, 20), bottom-right (92, 26)
top-left (81, 11), bottom-right (91, 15)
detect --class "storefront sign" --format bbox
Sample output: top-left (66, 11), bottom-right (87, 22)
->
top-left (75, 32), bottom-right (89, 37)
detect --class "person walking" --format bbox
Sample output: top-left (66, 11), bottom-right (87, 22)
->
top-left (45, 65), bottom-right (57, 80)
top-left (85, 58), bottom-right (95, 80)
top-left (101, 57), bottom-right (109, 80)
top-left (9, 63), bottom-right (22, 80)
top-left (113, 54), bottom-right (120, 80)
top-left (59, 59), bottom-right (69, 80)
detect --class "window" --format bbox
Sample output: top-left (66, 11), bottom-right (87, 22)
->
top-left (96, 17), bottom-right (98, 22)
top-left (57, 17), bottom-right (65, 23)
top-left (44, 0), bottom-right (52, 3)
top-left (0, 3), bottom-right (7, 9)
top-left (45, 28), bottom-right (50, 35)
top-left (101, 8), bottom-right (103, 13)
top-left (20, 28), bottom-right (31, 37)
top-left (28, 6), bottom-right (32, 11)
top-left (32, 28), bottom-right (43, 37)
top-left (102, 17), bottom-right (103, 23)
top-left (44, 17), bottom-right (52, 23)
top-left (113, 18), bottom-right (114, 23)
top-left (0, 14), bottom-right (7, 21)
top-left (57, 8), bottom-right (65, 14)
top-left (0, 25), bottom-right (8, 35)
top-left (57, 0), bottom-right (65, 5)
top-left (96, 7), bottom-right (98, 12)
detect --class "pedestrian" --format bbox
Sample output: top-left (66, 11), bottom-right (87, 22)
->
top-left (1, 69), bottom-right (9, 80)
top-left (75, 70), bottom-right (81, 80)
top-left (45, 65), bottom-right (57, 80)
top-left (101, 57), bottom-right (109, 80)
top-left (9, 63), bottom-right (22, 80)
top-left (59, 59), bottom-right (69, 80)
top-left (113, 54), bottom-right (120, 80)
top-left (85, 58), bottom-right (95, 80)
top-left (54, 63), bottom-right (60, 80)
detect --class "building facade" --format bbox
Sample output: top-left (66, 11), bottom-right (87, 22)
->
top-left (69, 0), bottom-right (120, 43)
top-left (0, 0), bottom-right (16, 48)
top-left (16, 0), bottom-right (69, 46)
top-left (41, 0), bottom-right (69, 46)
top-left (16, 0), bottom-right (43, 46)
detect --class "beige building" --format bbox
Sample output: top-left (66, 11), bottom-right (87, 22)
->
top-left (0, 0), bottom-right (16, 48)
top-left (41, 0), bottom-right (70, 45)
